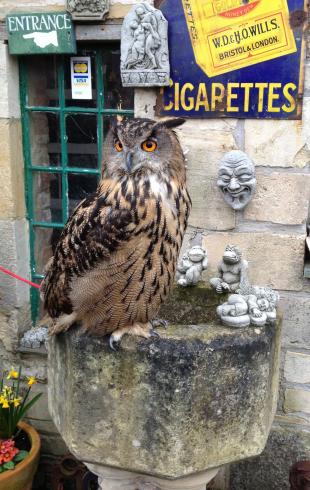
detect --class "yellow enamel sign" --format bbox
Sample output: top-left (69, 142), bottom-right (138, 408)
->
top-left (182, 0), bottom-right (297, 77)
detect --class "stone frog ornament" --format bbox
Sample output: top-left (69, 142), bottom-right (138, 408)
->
top-left (217, 150), bottom-right (256, 210)
top-left (210, 245), bottom-right (249, 294)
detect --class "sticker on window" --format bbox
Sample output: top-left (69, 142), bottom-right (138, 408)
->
top-left (70, 56), bottom-right (92, 99)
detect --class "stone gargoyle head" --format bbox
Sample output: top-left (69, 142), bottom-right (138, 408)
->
top-left (217, 150), bottom-right (256, 211)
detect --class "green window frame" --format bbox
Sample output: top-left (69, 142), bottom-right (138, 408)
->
top-left (19, 45), bottom-right (134, 322)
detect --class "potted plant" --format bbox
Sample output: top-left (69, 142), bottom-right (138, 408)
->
top-left (0, 367), bottom-right (41, 490)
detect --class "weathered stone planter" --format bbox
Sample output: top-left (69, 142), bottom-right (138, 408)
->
top-left (48, 286), bottom-right (281, 489)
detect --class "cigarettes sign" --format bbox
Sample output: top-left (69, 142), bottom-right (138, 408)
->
top-left (159, 0), bottom-right (307, 119)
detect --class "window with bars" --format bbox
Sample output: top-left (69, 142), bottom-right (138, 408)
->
top-left (19, 44), bottom-right (134, 322)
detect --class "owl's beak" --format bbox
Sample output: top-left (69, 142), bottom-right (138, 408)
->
top-left (125, 151), bottom-right (134, 172)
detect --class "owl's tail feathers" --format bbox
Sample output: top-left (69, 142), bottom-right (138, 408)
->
top-left (44, 312), bottom-right (78, 336)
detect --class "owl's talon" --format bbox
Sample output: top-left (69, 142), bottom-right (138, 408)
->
top-left (149, 330), bottom-right (160, 339)
top-left (151, 318), bottom-right (168, 329)
top-left (109, 335), bottom-right (120, 351)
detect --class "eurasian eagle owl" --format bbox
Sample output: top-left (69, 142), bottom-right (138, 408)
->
top-left (41, 117), bottom-right (191, 348)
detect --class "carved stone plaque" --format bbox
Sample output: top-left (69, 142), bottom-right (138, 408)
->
top-left (121, 2), bottom-right (170, 87)
top-left (67, 0), bottom-right (109, 21)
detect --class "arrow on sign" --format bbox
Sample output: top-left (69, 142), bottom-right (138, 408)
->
top-left (23, 30), bottom-right (58, 48)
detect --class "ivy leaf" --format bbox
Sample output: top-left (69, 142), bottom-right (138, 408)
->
top-left (13, 450), bottom-right (29, 462)
top-left (2, 461), bottom-right (15, 470)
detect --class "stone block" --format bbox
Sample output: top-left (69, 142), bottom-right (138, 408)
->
top-left (48, 317), bottom-right (281, 479)
top-left (24, 382), bottom-right (51, 421)
top-left (0, 219), bottom-right (31, 307)
top-left (280, 293), bottom-right (310, 348)
top-left (0, 44), bottom-right (20, 119)
top-left (244, 172), bottom-right (310, 226)
top-left (134, 89), bottom-right (157, 119)
top-left (0, 118), bottom-right (25, 219)
top-left (40, 433), bottom-right (69, 456)
top-left (25, 417), bottom-right (60, 435)
top-left (284, 352), bottom-right (310, 384)
top-left (230, 424), bottom-right (310, 490)
top-left (176, 120), bottom-right (237, 230)
top-left (244, 119), bottom-right (309, 168)
top-left (202, 232), bottom-right (305, 291)
top-left (284, 389), bottom-right (310, 415)
top-left (0, 304), bottom-right (31, 352)
top-left (0, 1), bottom-right (66, 20)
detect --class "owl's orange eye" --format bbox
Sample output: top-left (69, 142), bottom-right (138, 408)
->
top-left (114, 140), bottom-right (123, 152)
top-left (141, 139), bottom-right (157, 152)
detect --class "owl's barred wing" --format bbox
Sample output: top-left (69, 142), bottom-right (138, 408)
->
top-left (42, 191), bottom-right (137, 318)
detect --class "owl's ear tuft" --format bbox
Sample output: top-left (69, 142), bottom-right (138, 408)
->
top-left (154, 118), bottom-right (186, 131)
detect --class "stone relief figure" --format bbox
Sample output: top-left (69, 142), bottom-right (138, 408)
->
top-left (217, 150), bottom-right (256, 210)
top-left (67, 0), bottom-right (109, 20)
top-left (121, 3), bottom-right (170, 87)
top-left (176, 230), bottom-right (208, 287)
top-left (210, 245), bottom-right (249, 294)
top-left (217, 286), bottom-right (279, 328)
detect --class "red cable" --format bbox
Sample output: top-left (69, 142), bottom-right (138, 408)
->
top-left (0, 266), bottom-right (41, 289)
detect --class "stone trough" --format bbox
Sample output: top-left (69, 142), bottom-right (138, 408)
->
top-left (48, 286), bottom-right (281, 489)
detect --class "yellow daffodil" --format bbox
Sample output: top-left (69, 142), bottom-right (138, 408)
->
top-left (26, 376), bottom-right (37, 387)
top-left (6, 368), bottom-right (18, 380)
top-left (3, 386), bottom-right (12, 396)
top-left (13, 397), bottom-right (21, 407)
top-left (1, 398), bottom-right (9, 409)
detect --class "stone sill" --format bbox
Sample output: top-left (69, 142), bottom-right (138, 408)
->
top-left (17, 345), bottom-right (47, 357)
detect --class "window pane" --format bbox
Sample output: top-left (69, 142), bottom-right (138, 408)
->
top-left (66, 114), bottom-right (98, 168)
top-left (68, 173), bottom-right (98, 215)
top-left (30, 112), bottom-right (61, 167)
top-left (33, 172), bottom-right (62, 223)
top-left (64, 50), bottom-right (97, 108)
top-left (25, 56), bottom-right (58, 107)
top-left (34, 227), bottom-right (63, 275)
top-left (103, 47), bottom-right (134, 110)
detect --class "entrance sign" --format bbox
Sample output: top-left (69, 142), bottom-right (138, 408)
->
top-left (6, 12), bottom-right (76, 55)
top-left (70, 57), bottom-right (92, 99)
top-left (158, 0), bottom-right (307, 119)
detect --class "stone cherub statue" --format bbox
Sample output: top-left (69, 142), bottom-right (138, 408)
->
top-left (210, 245), bottom-right (249, 294)
top-left (217, 150), bottom-right (256, 210)
top-left (176, 231), bottom-right (208, 287)
top-left (216, 285), bottom-right (279, 328)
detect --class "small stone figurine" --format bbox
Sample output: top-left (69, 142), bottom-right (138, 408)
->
top-left (210, 245), bottom-right (249, 294)
top-left (176, 231), bottom-right (208, 287)
top-left (216, 285), bottom-right (279, 329)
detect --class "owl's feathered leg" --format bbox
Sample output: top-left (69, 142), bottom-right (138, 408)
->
top-left (49, 312), bottom-right (78, 335)
top-left (109, 322), bottom-right (159, 350)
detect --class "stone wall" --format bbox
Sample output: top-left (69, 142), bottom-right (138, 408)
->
top-left (134, 12), bottom-right (310, 487)
top-left (0, 0), bottom-right (309, 488)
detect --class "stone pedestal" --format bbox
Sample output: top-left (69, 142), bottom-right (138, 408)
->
top-left (48, 292), bottom-right (281, 481)
top-left (86, 465), bottom-right (219, 490)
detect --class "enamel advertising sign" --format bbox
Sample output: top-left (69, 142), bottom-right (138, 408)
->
top-left (158, 0), bottom-right (307, 119)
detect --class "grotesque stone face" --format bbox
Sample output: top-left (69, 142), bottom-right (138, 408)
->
top-left (217, 150), bottom-right (256, 210)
